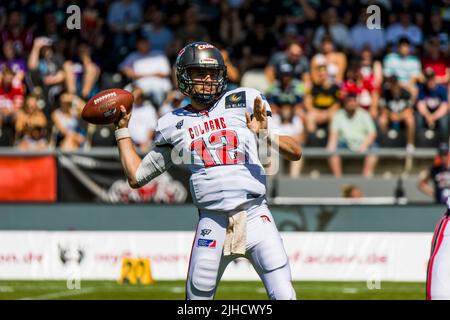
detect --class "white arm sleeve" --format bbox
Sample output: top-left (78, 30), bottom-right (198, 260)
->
top-left (135, 146), bottom-right (174, 187)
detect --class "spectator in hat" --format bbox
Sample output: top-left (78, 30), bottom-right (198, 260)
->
top-left (273, 95), bottom-right (305, 145)
top-left (379, 75), bottom-right (416, 152)
top-left (265, 62), bottom-right (305, 116)
top-left (416, 68), bottom-right (449, 143)
top-left (383, 36), bottom-right (422, 97)
top-left (327, 92), bottom-right (378, 177)
top-left (418, 142), bottom-right (450, 204)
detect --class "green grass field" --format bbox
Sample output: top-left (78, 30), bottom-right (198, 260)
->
top-left (0, 280), bottom-right (425, 300)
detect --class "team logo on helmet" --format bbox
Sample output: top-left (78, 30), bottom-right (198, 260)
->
top-left (196, 43), bottom-right (215, 50)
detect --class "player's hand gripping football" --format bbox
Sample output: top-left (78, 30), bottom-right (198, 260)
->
top-left (115, 105), bottom-right (132, 130)
top-left (246, 96), bottom-right (267, 136)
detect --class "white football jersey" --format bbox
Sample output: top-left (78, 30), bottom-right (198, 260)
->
top-left (153, 87), bottom-right (273, 212)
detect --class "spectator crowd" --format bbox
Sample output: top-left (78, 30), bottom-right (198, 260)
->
top-left (0, 0), bottom-right (448, 178)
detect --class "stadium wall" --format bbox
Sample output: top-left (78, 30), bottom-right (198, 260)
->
top-left (0, 203), bottom-right (444, 232)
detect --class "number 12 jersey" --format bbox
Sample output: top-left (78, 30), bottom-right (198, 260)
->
top-left (153, 87), bottom-right (274, 212)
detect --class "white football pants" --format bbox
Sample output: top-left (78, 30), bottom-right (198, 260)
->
top-left (185, 197), bottom-right (296, 300)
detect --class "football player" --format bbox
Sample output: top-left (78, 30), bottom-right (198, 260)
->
top-left (114, 42), bottom-right (302, 300)
top-left (425, 143), bottom-right (450, 299)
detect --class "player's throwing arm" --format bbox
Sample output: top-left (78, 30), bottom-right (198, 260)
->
top-left (115, 105), bottom-right (173, 189)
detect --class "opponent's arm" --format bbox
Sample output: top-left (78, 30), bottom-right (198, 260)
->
top-left (246, 96), bottom-right (302, 161)
top-left (115, 105), bottom-right (173, 189)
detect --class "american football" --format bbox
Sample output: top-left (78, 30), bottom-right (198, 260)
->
top-left (82, 88), bottom-right (134, 125)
